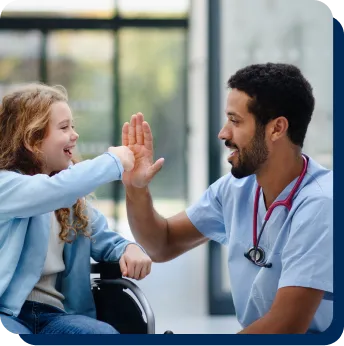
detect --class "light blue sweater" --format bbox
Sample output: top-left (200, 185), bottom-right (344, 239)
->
top-left (0, 152), bottom-right (137, 318)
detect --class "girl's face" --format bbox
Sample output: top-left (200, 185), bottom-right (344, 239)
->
top-left (40, 101), bottom-right (79, 175)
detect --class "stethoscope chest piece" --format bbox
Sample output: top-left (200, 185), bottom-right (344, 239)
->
top-left (247, 246), bottom-right (265, 263)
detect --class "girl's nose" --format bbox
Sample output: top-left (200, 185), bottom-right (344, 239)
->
top-left (71, 130), bottom-right (79, 140)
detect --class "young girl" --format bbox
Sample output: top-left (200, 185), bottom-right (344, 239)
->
top-left (0, 83), bottom-right (152, 334)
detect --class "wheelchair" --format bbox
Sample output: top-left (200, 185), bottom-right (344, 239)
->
top-left (91, 261), bottom-right (173, 334)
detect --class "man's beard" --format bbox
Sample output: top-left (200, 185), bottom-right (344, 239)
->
top-left (230, 126), bottom-right (269, 179)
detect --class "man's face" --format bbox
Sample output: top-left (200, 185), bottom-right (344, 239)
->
top-left (218, 89), bottom-right (269, 178)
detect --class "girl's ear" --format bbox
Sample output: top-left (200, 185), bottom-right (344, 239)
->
top-left (24, 141), bottom-right (33, 153)
top-left (24, 141), bottom-right (40, 155)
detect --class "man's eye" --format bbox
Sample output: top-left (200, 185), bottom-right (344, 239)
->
top-left (229, 119), bottom-right (238, 124)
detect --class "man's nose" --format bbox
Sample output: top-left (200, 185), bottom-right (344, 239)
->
top-left (218, 125), bottom-right (231, 140)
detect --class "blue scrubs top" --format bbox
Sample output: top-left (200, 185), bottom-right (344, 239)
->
top-left (186, 156), bottom-right (333, 333)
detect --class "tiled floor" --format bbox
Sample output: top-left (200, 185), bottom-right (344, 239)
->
top-left (155, 315), bottom-right (241, 334)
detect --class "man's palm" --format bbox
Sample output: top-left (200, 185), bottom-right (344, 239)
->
top-left (122, 113), bottom-right (164, 188)
top-left (122, 144), bottom-right (153, 188)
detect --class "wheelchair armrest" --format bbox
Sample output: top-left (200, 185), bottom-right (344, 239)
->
top-left (91, 261), bottom-right (122, 279)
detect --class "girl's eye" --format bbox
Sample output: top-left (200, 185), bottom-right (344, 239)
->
top-left (61, 125), bottom-right (75, 130)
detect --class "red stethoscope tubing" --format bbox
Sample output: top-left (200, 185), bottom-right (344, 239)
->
top-left (253, 155), bottom-right (309, 247)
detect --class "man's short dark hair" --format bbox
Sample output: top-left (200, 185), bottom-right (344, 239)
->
top-left (227, 63), bottom-right (315, 147)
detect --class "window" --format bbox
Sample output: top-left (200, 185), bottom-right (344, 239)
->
top-left (0, 31), bottom-right (41, 94)
top-left (117, 0), bottom-right (189, 18)
top-left (2, 0), bottom-right (116, 18)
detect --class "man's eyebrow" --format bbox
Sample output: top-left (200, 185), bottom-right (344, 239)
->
top-left (226, 111), bottom-right (242, 118)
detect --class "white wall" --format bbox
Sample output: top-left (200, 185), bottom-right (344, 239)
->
top-left (220, 0), bottom-right (333, 173)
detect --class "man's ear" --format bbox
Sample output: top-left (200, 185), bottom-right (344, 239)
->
top-left (267, 116), bottom-right (289, 142)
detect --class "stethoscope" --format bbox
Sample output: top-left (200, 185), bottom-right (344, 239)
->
top-left (244, 155), bottom-right (309, 268)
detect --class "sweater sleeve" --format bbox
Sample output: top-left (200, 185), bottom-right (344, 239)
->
top-left (0, 152), bottom-right (123, 219)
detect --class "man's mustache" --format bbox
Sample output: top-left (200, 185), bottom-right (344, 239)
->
top-left (224, 140), bottom-right (237, 149)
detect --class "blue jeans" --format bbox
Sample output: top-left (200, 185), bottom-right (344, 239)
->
top-left (0, 301), bottom-right (119, 334)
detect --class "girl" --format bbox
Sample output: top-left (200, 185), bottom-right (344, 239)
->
top-left (0, 83), bottom-right (151, 334)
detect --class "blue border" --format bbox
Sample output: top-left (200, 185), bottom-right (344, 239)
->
top-left (20, 18), bottom-right (343, 346)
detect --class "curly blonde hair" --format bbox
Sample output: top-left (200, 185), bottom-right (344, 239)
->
top-left (0, 83), bottom-right (90, 243)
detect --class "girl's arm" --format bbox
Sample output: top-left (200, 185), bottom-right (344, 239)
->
top-left (0, 152), bottom-right (123, 219)
top-left (89, 205), bottom-right (145, 263)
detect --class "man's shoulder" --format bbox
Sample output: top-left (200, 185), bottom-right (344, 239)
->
top-left (300, 156), bottom-right (333, 201)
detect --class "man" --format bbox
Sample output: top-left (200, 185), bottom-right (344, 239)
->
top-left (121, 63), bottom-right (333, 334)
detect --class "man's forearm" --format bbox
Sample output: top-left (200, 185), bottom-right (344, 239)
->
top-left (238, 311), bottom-right (307, 334)
top-left (126, 186), bottom-right (168, 262)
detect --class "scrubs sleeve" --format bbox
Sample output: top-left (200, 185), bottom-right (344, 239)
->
top-left (278, 195), bottom-right (333, 296)
top-left (186, 176), bottom-right (227, 245)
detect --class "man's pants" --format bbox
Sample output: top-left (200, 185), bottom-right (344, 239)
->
top-left (0, 300), bottom-right (119, 334)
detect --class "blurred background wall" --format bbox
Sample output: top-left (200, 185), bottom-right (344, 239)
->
top-left (0, 0), bottom-right (332, 334)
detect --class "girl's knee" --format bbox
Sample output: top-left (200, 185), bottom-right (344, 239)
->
top-left (68, 315), bottom-right (119, 334)
top-left (90, 320), bottom-right (119, 334)
top-left (0, 315), bottom-right (32, 334)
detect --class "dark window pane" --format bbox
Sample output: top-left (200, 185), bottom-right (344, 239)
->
top-left (0, 31), bottom-right (41, 96)
top-left (119, 28), bottom-right (188, 203)
top-left (47, 30), bottom-right (115, 201)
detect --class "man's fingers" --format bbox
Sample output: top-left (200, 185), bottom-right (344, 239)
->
top-left (129, 115), bottom-right (137, 145)
top-left (136, 113), bottom-right (144, 145)
top-left (142, 121), bottom-right (153, 151)
top-left (122, 122), bottom-right (129, 146)
top-left (147, 158), bottom-right (165, 181)
top-left (119, 257), bottom-right (128, 277)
